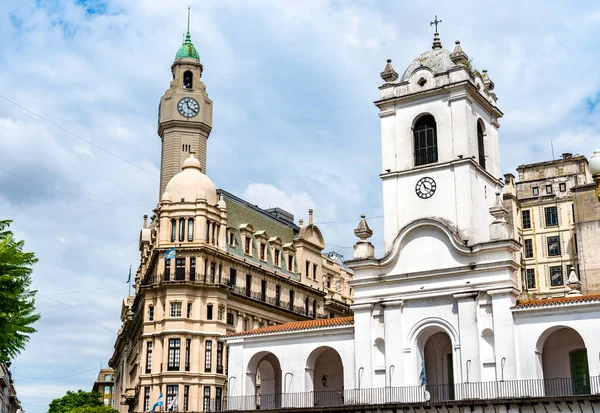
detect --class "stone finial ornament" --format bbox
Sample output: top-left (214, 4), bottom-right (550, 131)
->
top-left (450, 40), bottom-right (468, 65)
top-left (380, 59), bottom-right (399, 83)
top-left (432, 32), bottom-right (442, 50)
top-left (354, 214), bottom-right (373, 240)
top-left (353, 215), bottom-right (374, 260)
top-left (482, 69), bottom-right (495, 91)
top-left (566, 268), bottom-right (582, 296)
top-left (489, 192), bottom-right (512, 240)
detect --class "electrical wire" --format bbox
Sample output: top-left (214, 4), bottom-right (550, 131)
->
top-left (44, 283), bottom-right (126, 296)
top-left (38, 289), bottom-right (123, 321)
top-left (13, 365), bottom-right (98, 380)
top-left (0, 167), bottom-right (150, 207)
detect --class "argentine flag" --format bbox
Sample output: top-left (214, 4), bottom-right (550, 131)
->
top-left (150, 393), bottom-right (163, 413)
top-left (163, 247), bottom-right (176, 261)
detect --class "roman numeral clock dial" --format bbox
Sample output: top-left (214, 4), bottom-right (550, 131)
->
top-left (177, 97), bottom-right (200, 118)
top-left (415, 177), bottom-right (436, 199)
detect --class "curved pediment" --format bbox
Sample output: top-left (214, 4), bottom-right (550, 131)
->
top-left (379, 218), bottom-right (474, 274)
top-left (298, 224), bottom-right (325, 249)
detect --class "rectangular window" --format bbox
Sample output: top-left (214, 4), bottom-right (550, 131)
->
top-left (205, 340), bottom-right (212, 372)
top-left (522, 210), bottom-right (531, 229)
top-left (525, 268), bottom-right (536, 289)
top-left (546, 184), bottom-right (553, 194)
top-left (166, 385), bottom-right (178, 412)
top-left (244, 237), bottom-right (251, 254)
top-left (274, 249), bottom-right (280, 266)
top-left (229, 268), bottom-right (237, 287)
top-left (147, 305), bottom-right (154, 322)
top-left (261, 280), bottom-right (266, 301)
top-left (165, 258), bottom-right (171, 281)
top-left (215, 387), bottom-right (222, 411)
top-left (104, 386), bottom-right (110, 394)
top-left (532, 187), bottom-right (539, 196)
top-left (524, 239), bottom-right (534, 258)
top-left (313, 263), bottom-right (318, 280)
top-left (547, 236), bottom-right (561, 256)
top-left (175, 258), bottom-right (185, 280)
top-left (225, 345), bottom-right (230, 376)
top-left (305, 297), bottom-right (309, 315)
top-left (185, 338), bottom-right (191, 371)
top-left (145, 341), bottom-right (152, 373)
top-left (105, 374), bottom-right (111, 381)
top-left (190, 257), bottom-right (196, 281)
top-left (188, 219), bottom-right (194, 241)
top-left (260, 243), bottom-right (266, 260)
top-left (170, 302), bottom-right (182, 317)
top-left (226, 311), bottom-right (234, 326)
top-left (144, 387), bottom-right (150, 412)
top-left (187, 301), bottom-right (192, 318)
top-left (305, 261), bottom-right (310, 278)
top-left (183, 385), bottom-right (189, 412)
top-left (245, 274), bottom-right (251, 297)
top-left (550, 266), bottom-right (564, 286)
top-left (559, 182), bottom-right (566, 192)
top-left (288, 255), bottom-right (293, 271)
top-left (168, 338), bottom-right (181, 371)
top-left (179, 219), bottom-right (185, 242)
top-left (217, 341), bottom-right (224, 374)
top-left (203, 386), bottom-right (211, 412)
top-left (275, 285), bottom-right (281, 307)
top-left (218, 305), bottom-right (224, 321)
top-left (545, 206), bottom-right (558, 226)
top-left (574, 234), bottom-right (578, 254)
top-left (243, 317), bottom-right (248, 331)
top-left (207, 304), bottom-right (213, 320)
top-left (171, 219), bottom-right (177, 242)
top-left (289, 290), bottom-right (294, 310)
top-left (228, 231), bottom-right (235, 246)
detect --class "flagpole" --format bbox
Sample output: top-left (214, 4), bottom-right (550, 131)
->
top-left (128, 264), bottom-right (132, 296)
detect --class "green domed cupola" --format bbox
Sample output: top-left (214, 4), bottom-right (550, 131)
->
top-left (175, 7), bottom-right (200, 61)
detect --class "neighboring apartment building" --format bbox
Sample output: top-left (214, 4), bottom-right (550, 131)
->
top-left (0, 363), bottom-right (22, 413)
top-left (91, 368), bottom-right (115, 407)
top-left (108, 21), bottom-right (353, 413)
top-left (504, 153), bottom-right (595, 297)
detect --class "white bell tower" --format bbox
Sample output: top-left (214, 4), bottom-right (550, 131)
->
top-left (376, 32), bottom-right (504, 251)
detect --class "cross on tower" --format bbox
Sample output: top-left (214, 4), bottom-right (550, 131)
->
top-left (430, 15), bottom-right (442, 33)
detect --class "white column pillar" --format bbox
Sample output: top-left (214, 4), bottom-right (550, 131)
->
top-left (352, 303), bottom-right (373, 389)
top-left (454, 292), bottom-right (481, 383)
top-left (488, 288), bottom-right (519, 381)
top-left (383, 300), bottom-right (404, 387)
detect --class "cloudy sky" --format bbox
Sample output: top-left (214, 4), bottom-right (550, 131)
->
top-left (1, 0), bottom-right (599, 412)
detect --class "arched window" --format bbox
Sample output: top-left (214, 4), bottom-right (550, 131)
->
top-left (183, 71), bottom-right (193, 89)
top-left (477, 120), bottom-right (486, 169)
top-left (179, 219), bottom-right (185, 242)
top-left (413, 115), bottom-right (438, 166)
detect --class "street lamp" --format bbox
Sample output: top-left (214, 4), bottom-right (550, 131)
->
top-left (591, 149), bottom-right (600, 202)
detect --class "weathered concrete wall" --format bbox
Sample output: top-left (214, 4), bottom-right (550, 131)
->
top-left (573, 184), bottom-right (600, 294)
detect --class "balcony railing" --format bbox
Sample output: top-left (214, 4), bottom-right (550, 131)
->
top-left (224, 377), bottom-right (600, 411)
top-left (141, 273), bottom-right (324, 319)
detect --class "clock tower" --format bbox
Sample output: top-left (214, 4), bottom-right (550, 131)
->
top-left (376, 32), bottom-right (504, 251)
top-left (158, 8), bottom-right (213, 198)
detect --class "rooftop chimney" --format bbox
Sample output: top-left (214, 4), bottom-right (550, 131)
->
top-left (143, 215), bottom-right (148, 228)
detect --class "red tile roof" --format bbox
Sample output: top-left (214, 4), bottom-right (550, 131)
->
top-left (226, 316), bottom-right (354, 338)
top-left (514, 294), bottom-right (600, 309)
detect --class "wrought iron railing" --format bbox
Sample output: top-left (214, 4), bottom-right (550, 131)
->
top-left (224, 376), bottom-right (600, 411)
top-left (141, 273), bottom-right (325, 319)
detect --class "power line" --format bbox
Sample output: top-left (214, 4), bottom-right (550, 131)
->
top-left (13, 365), bottom-right (98, 380)
top-left (38, 290), bottom-right (123, 322)
top-left (44, 283), bottom-right (124, 296)
top-left (313, 215), bottom-right (384, 225)
top-left (0, 167), bottom-right (150, 207)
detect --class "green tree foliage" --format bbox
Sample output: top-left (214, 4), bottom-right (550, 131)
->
top-left (47, 390), bottom-right (105, 413)
top-left (0, 220), bottom-right (40, 363)
top-left (70, 406), bottom-right (119, 413)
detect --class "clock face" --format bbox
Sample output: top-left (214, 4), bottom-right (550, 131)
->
top-left (177, 97), bottom-right (200, 118)
top-left (415, 177), bottom-right (436, 199)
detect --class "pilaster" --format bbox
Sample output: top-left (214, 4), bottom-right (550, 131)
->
top-left (488, 288), bottom-right (518, 381)
top-left (454, 292), bottom-right (481, 382)
top-left (383, 300), bottom-right (404, 387)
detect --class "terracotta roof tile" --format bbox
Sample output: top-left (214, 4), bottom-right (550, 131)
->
top-left (226, 316), bottom-right (354, 338)
top-left (514, 294), bottom-right (600, 309)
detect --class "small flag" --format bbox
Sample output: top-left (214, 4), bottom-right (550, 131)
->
top-left (126, 265), bottom-right (131, 284)
top-left (167, 394), bottom-right (178, 411)
top-left (150, 393), bottom-right (163, 413)
top-left (163, 247), bottom-right (176, 261)
top-left (419, 344), bottom-right (427, 386)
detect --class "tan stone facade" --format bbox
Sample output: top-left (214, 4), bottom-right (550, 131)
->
top-left (92, 368), bottom-right (115, 407)
top-left (0, 363), bottom-right (22, 413)
top-left (572, 183), bottom-right (600, 294)
top-left (109, 29), bottom-right (353, 413)
top-left (504, 154), bottom-right (596, 298)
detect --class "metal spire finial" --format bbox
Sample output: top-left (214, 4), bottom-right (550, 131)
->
top-left (187, 5), bottom-right (191, 34)
top-left (430, 15), bottom-right (442, 32)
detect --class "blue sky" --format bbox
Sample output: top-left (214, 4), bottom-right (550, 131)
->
top-left (1, 1), bottom-right (599, 412)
